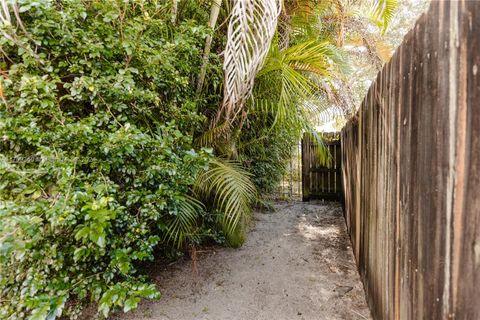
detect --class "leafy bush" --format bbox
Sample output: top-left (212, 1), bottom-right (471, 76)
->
top-left (0, 1), bottom-right (220, 319)
top-left (238, 118), bottom-right (298, 195)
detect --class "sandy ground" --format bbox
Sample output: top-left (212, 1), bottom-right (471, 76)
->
top-left (111, 201), bottom-right (371, 320)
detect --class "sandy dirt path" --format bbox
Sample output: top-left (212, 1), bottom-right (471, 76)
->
top-left (111, 201), bottom-right (371, 320)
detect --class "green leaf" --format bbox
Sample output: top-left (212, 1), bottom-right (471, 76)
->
top-left (96, 235), bottom-right (105, 248)
top-left (123, 297), bottom-right (140, 313)
top-left (28, 304), bottom-right (50, 320)
top-left (75, 226), bottom-right (90, 241)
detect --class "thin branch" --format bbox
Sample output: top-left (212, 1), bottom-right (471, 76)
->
top-left (196, 0), bottom-right (222, 95)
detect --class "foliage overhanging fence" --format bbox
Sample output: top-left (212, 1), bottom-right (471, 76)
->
top-left (341, 1), bottom-right (480, 319)
top-left (302, 132), bottom-right (342, 202)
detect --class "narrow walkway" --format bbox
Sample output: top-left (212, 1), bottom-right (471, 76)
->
top-left (113, 202), bottom-right (371, 320)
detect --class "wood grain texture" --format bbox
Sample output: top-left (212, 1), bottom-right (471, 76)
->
top-left (341, 1), bottom-right (480, 319)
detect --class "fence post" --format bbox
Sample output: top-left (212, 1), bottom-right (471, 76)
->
top-left (301, 133), bottom-right (310, 201)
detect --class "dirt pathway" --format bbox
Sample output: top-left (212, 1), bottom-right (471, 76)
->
top-left (112, 201), bottom-right (371, 320)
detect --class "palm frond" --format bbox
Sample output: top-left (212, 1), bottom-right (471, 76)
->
top-left (289, 41), bottom-right (347, 72)
top-left (194, 158), bottom-right (256, 237)
top-left (195, 121), bottom-right (231, 148)
top-left (367, 0), bottom-right (398, 32)
top-left (309, 130), bottom-right (333, 167)
top-left (259, 39), bottom-right (347, 76)
top-left (253, 38), bottom-right (348, 127)
top-left (164, 195), bottom-right (204, 249)
top-left (220, 0), bottom-right (282, 123)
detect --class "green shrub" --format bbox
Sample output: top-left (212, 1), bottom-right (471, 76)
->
top-left (0, 1), bottom-right (220, 319)
top-left (238, 119), bottom-right (297, 195)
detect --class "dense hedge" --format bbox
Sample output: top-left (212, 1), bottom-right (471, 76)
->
top-left (0, 1), bottom-right (220, 319)
top-left (239, 123), bottom-right (296, 195)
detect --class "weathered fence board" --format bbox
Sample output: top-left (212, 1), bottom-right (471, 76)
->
top-left (302, 133), bottom-right (341, 201)
top-left (341, 1), bottom-right (480, 319)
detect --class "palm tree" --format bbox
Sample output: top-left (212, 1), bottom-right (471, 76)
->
top-left (219, 0), bottom-right (397, 121)
top-left (176, 0), bottom-right (398, 248)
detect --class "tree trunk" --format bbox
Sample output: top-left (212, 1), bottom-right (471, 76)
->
top-left (171, 0), bottom-right (178, 24)
top-left (196, 0), bottom-right (222, 95)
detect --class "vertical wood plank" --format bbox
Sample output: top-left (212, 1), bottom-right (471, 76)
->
top-left (302, 133), bottom-right (310, 201)
top-left (340, 1), bottom-right (480, 318)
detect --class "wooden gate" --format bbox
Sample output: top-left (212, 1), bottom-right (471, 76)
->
top-left (301, 132), bottom-right (342, 201)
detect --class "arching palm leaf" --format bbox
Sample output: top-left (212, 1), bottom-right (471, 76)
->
top-left (164, 195), bottom-right (205, 249)
top-left (368, 0), bottom-right (398, 32)
top-left (194, 158), bottom-right (256, 238)
top-left (254, 38), bottom-right (348, 126)
top-left (220, 0), bottom-right (282, 123)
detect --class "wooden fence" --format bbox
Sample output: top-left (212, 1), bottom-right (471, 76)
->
top-left (302, 132), bottom-right (341, 201)
top-left (341, 1), bottom-right (480, 319)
